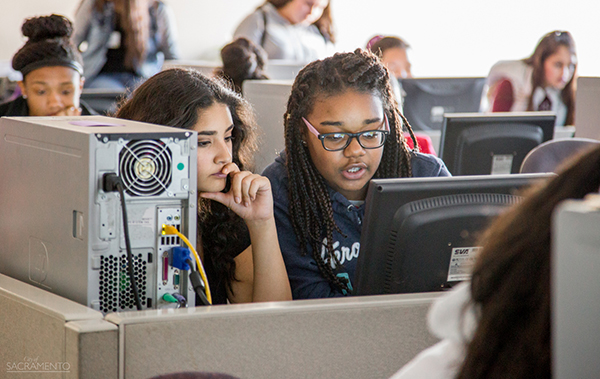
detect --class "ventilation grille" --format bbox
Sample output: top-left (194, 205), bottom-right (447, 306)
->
top-left (408, 193), bottom-right (521, 214)
top-left (99, 253), bottom-right (148, 313)
top-left (119, 139), bottom-right (172, 197)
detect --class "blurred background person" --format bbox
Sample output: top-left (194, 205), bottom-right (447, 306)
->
top-left (215, 37), bottom-right (269, 95)
top-left (233, 0), bottom-right (334, 62)
top-left (481, 30), bottom-right (577, 126)
top-left (0, 14), bottom-right (96, 116)
top-left (73, 0), bottom-right (180, 90)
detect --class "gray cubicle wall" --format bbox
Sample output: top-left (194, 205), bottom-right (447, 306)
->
top-left (552, 198), bottom-right (600, 379)
top-left (243, 80), bottom-right (293, 173)
top-left (574, 76), bottom-right (600, 140)
top-left (0, 274), bottom-right (118, 379)
top-left (106, 293), bottom-right (440, 379)
top-left (1, 274), bottom-right (440, 379)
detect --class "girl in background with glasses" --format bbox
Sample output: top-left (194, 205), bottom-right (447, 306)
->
top-left (481, 30), bottom-right (577, 126)
top-left (262, 49), bottom-right (450, 299)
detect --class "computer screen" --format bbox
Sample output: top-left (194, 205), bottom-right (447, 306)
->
top-left (439, 112), bottom-right (556, 176)
top-left (353, 173), bottom-right (552, 296)
top-left (399, 77), bottom-right (486, 131)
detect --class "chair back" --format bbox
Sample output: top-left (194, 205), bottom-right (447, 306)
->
top-left (520, 137), bottom-right (600, 173)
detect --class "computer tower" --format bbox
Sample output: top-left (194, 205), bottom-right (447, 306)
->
top-left (0, 116), bottom-right (197, 312)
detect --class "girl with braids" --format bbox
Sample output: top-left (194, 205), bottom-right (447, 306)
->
top-left (391, 144), bottom-right (600, 379)
top-left (73, 0), bottom-right (180, 90)
top-left (0, 14), bottom-right (96, 117)
top-left (234, 0), bottom-right (334, 62)
top-left (115, 68), bottom-right (291, 304)
top-left (262, 49), bottom-right (450, 299)
top-left (481, 30), bottom-right (577, 126)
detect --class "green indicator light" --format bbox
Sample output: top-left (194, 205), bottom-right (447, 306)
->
top-left (177, 163), bottom-right (184, 170)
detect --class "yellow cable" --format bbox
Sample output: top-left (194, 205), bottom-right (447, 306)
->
top-left (162, 224), bottom-right (212, 305)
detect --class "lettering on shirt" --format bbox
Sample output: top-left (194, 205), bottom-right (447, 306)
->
top-left (320, 238), bottom-right (360, 268)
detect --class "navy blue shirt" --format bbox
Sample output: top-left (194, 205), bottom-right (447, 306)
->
top-left (263, 151), bottom-right (451, 299)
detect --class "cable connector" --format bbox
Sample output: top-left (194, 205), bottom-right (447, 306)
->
top-left (162, 224), bottom-right (179, 235)
top-left (103, 172), bottom-right (121, 192)
top-left (171, 247), bottom-right (191, 271)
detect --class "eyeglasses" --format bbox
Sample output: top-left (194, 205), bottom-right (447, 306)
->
top-left (302, 113), bottom-right (390, 151)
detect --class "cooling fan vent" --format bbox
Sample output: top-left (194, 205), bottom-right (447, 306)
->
top-left (119, 139), bottom-right (172, 196)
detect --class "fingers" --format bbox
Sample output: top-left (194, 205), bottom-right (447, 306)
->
top-left (53, 106), bottom-right (82, 116)
top-left (229, 171), bottom-right (270, 206)
top-left (221, 162), bottom-right (240, 176)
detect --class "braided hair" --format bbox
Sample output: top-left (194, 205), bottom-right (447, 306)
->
top-left (284, 48), bottom-right (418, 293)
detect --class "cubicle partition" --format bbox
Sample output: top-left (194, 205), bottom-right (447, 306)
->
top-left (552, 197), bottom-right (600, 379)
top-left (1, 272), bottom-right (440, 379)
top-left (0, 274), bottom-right (118, 379)
top-left (243, 80), bottom-right (292, 173)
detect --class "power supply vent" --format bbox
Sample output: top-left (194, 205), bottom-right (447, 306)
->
top-left (99, 254), bottom-right (148, 313)
top-left (119, 139), bottom-right (172, 196)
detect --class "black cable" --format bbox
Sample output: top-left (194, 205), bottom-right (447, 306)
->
top-left (104, 173), bottom-right (142, 311)
top-left (186, 258), bottom-right (210, 306)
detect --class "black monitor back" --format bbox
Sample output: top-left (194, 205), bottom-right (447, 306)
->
top-left (399, 77), bottom-right (486, 131)
top-left (440, 112), bottom-right (556, 176)
top-left (354, 173), bottom-right (553, 296)
top-left (81, 89), bottom-right (126, 115)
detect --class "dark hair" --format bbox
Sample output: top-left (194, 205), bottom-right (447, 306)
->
top-left (523, 30), bottom-right (577, 125)
top-left (367, 36), bottom-right (410, 56)
top-left (216, 37), bottom-right (269, 95)
top-left (115, 68), bottom-right (258, 297)
top-left (12, 14), bottom-right (83, 79)
top-left (283, 48), bottom-right (417, 292)
top-left (267, 0), bottom-right (335, 43)
top-left (456, 144), bottom-right (600, 379)
top-left (89, 0), bottom-right (153, 70)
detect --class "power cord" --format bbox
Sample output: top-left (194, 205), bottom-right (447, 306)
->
top-left (103, 173), bottom-right (143, 311)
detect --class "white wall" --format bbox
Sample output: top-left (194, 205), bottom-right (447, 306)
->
top-left (2, 0), bottom-right (600, 77)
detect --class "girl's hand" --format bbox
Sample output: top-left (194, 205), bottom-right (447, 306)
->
top-left (200, 165), bottom-right (274, 223)
top-left (53, 105), bottom-right (82, 116)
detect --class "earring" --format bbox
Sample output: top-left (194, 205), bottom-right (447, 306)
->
top-left (22, 94), bottom-right (27, 99)
top-left (301, 140), bottom-right (307, 146)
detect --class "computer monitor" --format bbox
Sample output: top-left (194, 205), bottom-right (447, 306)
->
top-left (80, 89), bottom-right (126, 115)
top-left (353, 173), bottom-right (552, 295)
top-left (399, 77), bottom-right (486, 131)
top-left (439, 112), bottom-right (556, 176)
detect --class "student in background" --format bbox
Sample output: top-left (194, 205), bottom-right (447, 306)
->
top-left (366, 35), bottom-right (436, 155)
top-left (115, 68), bottom-right (291, 304)
top-left (0, 14), bottom-right (96, 117)
top-left (482, 30), bottom-right (577, 126)
top-left (390, 144), bottom-right (600, 379)
top-left (367, 35), bottom-right (412, 80)
top-left (233, 0), bottom-right (334, 62)
top-left (215, 37), bottom-right (269, 95)
top-left (262, 49), bottom-right (450, 299)
top-left (73, 0), bottom-right (180, 90)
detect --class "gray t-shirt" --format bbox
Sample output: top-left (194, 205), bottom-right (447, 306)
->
top-left (233, 3), bottom-right (333, 62)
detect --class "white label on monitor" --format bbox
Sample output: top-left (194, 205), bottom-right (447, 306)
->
top-left (447, 246), bottom-right (482, 282)
top-left (490, 154), bottom-right (513, 175)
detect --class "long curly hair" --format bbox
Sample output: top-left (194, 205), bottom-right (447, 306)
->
top-left (523, 30), bottom-right (577, 125)
top-left (456, 144), bottom-right (600, 379)
top-left (283, 48), bottom-right (417, 293)
top-left (115, 68), bottom-right (258, 298)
